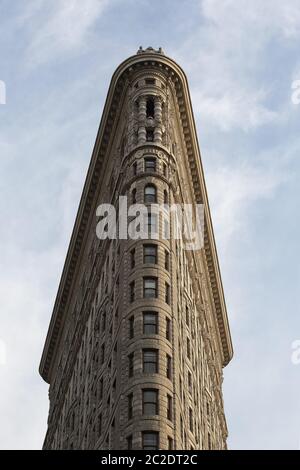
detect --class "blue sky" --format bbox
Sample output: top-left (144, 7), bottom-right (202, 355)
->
top-left (0, 0), bottom-right (300, 450)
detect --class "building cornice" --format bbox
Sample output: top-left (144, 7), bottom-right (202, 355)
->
top-left (39, 49), bottom-right (233, 384)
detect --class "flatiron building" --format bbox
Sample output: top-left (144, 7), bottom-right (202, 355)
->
top-left (40, 47), bottom-right (233, 450)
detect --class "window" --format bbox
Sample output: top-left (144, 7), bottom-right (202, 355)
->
top-left (187, 338), bottom-right (191, 359)
top-left (130, 248), bottom-right (135, 269)
top-left (189, 408), bottom-right (193, 432)
top-left (166, 317), bottom-right (171, 341)
top-left (98, 413), bottom-right (102, 435)
top-left (129, 316), bottom-right (134, 339)
top-left (146, 98), bottom-right (155, 118)
top-left (145, 78), bottom-right (155, 85)
top-left (208, 432), bottom-right (211, 450)
top-left (142, 432), bottom-right (159, 450)
top-left (128, 393), bottom-right (133, 420)
top-left (143, 277), bottom-right (158, 298)
top-left (144, 157), bottom-right (156, 172)
top-left (165, 283), bottom-right (170, 304)
top-left (129, 281), bottom-right (135, 302)
top-left (186, 306), bottom-right (189, 326)
top-left (146, 130), bottom-right (154, 142)
top-left (166, 354), bottom-right (172, 379)
top-left (167, 395), bottom-right (172, 421)
top-left (101, 344), bottom-right (105, 364)
top-left (132, 188), bottom-right (137, 204)
top-left (143, 349), bottom-right (158, 373)
top-left (99, 378), bottom-right (103, 400)
top-left (143, 389), bottom-right (158, 415)
top-left (147, 212), bottom-right (158, 236)
top-left (143, 244), bottom-right (157, 264)
top-left (164, 190), bottom-right (168, 204)
top-left (165, 250), bottom-right (170, 270)
top-left (127, 435), bottom-right (133, 450)
top-left (144, 184), bottom-right (157, 203)
top-left (188, 371), bottom-right (192, 393)
top-left (163, 163), bottom-right (167, 177)
top-left (133, 162), bottom-right (137, 176)
top-left (128, 352), bottom-right (134, 377)
top-left (168, 437), bottom-right (173, 450)
top-left (180, 416), bottom-right (183, 441)
top-left (143, 311), bottom-right (158, 334)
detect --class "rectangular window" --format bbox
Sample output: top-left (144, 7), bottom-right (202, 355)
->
top-left (143, 244), bottom-right (157, 264)
top-left (127, 435), bottom-right (133, 450)
top-left (145, 78), bottom-right (155, 85)
top-left (98, 413), bottom-right (102, 435)
top-left (133, 162), bottom-right (137, 176)
top-left (144, 157), bottom-right (156, 172)
top-left (168, 436), bottom-right (173, 450)
top-left (166, 354), bottom-right (172, 379)
top-left (166, 317), bottom-right (171, 341)
top-left (99, 378), bottom-right (103, 400)
top-left (142, 389), bottom-right (158, 415)
top-left (146, 130), bottom-right (154, 142)
top-left (167, 394), bottom-right (172, 421)
top-left (165, 250), bottom-right (170, 270)
top-left (147, 212), bottom-right (158, 237)
top-left (143, 349), bottom-right (158, 373)
top-left (129, 315), bottom-right (134, 339)
top-left (130, 281), bottom-right (135, 302)
top-left (130, 248), bottom-right (135, 269)
top-left (189, 407), bottom-right (193, 433)
top-left (208, 432), bottom-right (211, 450)
top-left (143, 277), bottom-right (158, 298)
top-left (128, 393), bottom-right (133, 420)
top-left (128, 352), bottom-right (134, 377)
top-left (142, 431), bottom-right (159, 450)
top-left (165, 282), bottom-right (170, 304)
top-left (143, 311), bottom-right (158, 335)
top-left (188, 371), bottom-right (192, 393)
top-left (132, 188), bottom-right (137, 204)
top-left (186, 306), bottom-right (189, 326)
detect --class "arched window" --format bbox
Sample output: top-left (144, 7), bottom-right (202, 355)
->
top-left (144, 184), bottom-right (157, 203)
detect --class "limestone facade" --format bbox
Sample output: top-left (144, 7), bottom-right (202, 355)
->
top-left (40, 47), bottom-right (233, 450)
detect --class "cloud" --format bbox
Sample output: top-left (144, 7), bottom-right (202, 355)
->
top-left (206, 159), bottom-right (287, 249)
top-left (22, 0), bottom-right (111, 67)
top-left (192, 88), bottom-right (279, 132)
top-left (174, 0), bottom-right (300, 132)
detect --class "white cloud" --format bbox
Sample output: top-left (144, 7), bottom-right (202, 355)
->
top-left (192, 88), bottom-right (279, 132)
top-left (174, 0), bottom-right (300, 132)
top-left (23, 0), bottom-right (111, 66)
top-left (206, 157), bottom-right (288, 250)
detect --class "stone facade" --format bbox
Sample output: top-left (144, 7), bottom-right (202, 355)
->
top-left (40, 47), bottom-right (233, 450)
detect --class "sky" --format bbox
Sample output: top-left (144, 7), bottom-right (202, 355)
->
top-left (0, 0), bottom-right (300, 450)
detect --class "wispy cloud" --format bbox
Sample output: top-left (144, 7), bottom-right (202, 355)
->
top-left (22, 0), bottom-right (111, 67)
top-left (175, 0), bottom-right (300, 132)
top-left (206, 160), bottom-right (286, 248)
